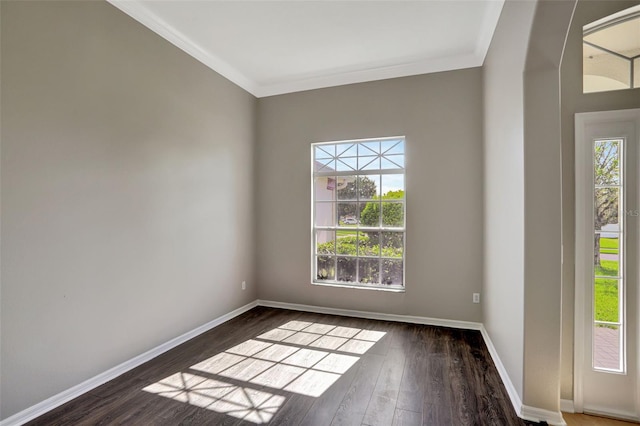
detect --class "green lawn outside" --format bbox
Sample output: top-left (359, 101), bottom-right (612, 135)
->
top-left (337, 230), bottom-right (357, 237)
top-left (594, 259), bottom-right (618, 277)
top-left (600, 237), bottom-right (619, 254)
top-left (595, 278), bottom-right (619, 323)
top-left (337, 224), bottom-right (357, 237)
top-left (595, 237), bottom-right (620, 323)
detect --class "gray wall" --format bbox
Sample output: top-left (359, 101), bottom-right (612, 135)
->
top-left (256, 70), bottom-right (484, 322)
top-left (483, 0), bottom-right (536, 401)
top-left (559, 0), bottom-right (640, 400)
top-left (6, 0), bottom-right (624, 419)
top-left (0, 1), bottom-right (257, 418)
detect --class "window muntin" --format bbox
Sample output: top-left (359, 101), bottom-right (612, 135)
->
top-left (312, 137), bottom-right (405, 290)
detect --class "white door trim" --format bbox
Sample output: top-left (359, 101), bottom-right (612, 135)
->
top-left (574, 108), bottom-right (640, 420)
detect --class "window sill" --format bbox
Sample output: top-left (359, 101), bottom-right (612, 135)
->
top-left (312, 281), bottom-right (405, 293)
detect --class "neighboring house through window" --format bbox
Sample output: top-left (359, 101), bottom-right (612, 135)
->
top-left (312, 137), bottom-right (405, 290)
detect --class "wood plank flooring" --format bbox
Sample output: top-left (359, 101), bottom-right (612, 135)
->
top-left (27, 307), bottom-right (543, 425)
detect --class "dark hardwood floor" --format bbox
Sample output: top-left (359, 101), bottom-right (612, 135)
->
top-left (27, 307), bottom-right (543, 425)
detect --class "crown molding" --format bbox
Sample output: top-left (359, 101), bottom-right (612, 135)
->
top-left (107, 0), bottom-right (502, 98)
top-left (106, 0), bottom-right (259, 96)
top-left (255, 53), bottom-right (483, 97)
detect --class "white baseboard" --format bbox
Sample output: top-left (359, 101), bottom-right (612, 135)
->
top-left (0, 300), bottom-right (258, 426)
top-left (256, 299), bottom-right (483, 330)
top-left (521, 405), bottom-right (567, 425)
top-left (479, 326), bottom-right (524, 417)
top-left (583, 405), bottom-right (640, 423)
top-left (560, 399), bottom-right (575, 413)
top-left (480, 325), bottom-right (567, 426)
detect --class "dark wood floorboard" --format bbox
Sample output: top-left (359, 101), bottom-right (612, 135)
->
top-left (26, 307), bottom-right (544, 426)
top-left (362, 346), bottom-right (406, 426)
top-left (299, 316), bottom-right (364, 426)
top-left (392, 409), bottom-right (422, 426)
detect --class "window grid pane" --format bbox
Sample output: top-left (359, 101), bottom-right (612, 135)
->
top-left (313, 138), bottom-right (405, 289)
top-left (592, 138), bottom-right (624, 373)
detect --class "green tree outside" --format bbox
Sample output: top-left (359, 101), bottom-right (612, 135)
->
top-left (360, 190), bottom-right (404, 227)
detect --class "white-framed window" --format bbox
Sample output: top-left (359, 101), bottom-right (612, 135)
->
top-left (311, 136), bottom-right (405, 290)
top-left (592, 137), bottom-right (625, 372)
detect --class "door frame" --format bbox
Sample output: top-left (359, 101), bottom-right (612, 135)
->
top-left (574, 108), bottom-right (640, 420)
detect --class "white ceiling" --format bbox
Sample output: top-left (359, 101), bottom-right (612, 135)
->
top-left (108, 0), bottom-right (505, 98)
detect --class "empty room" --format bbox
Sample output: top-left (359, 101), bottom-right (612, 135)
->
top-left (1, 0), bottom-right (640, 425)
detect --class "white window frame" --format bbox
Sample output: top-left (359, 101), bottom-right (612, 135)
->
top-left (592, 137), bottom-right (626, 373)
top-left (310, 136), bottom-right (406, 292)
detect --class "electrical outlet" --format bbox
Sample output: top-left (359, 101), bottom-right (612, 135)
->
top-left (473, 293), bottom-right (480, 304)
top-left (242, 281), bottom-right (246, 290)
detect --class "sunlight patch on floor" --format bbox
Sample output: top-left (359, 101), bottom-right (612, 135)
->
top-left (143, 320), bottom-right (386, 423)
top-left (143, 372), bottom-right (285, 424)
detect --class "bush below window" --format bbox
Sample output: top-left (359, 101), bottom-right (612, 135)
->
top-left (316, 235), bottom-right (403, 285)
top-left (317, 235), bottom-right (402, 257)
